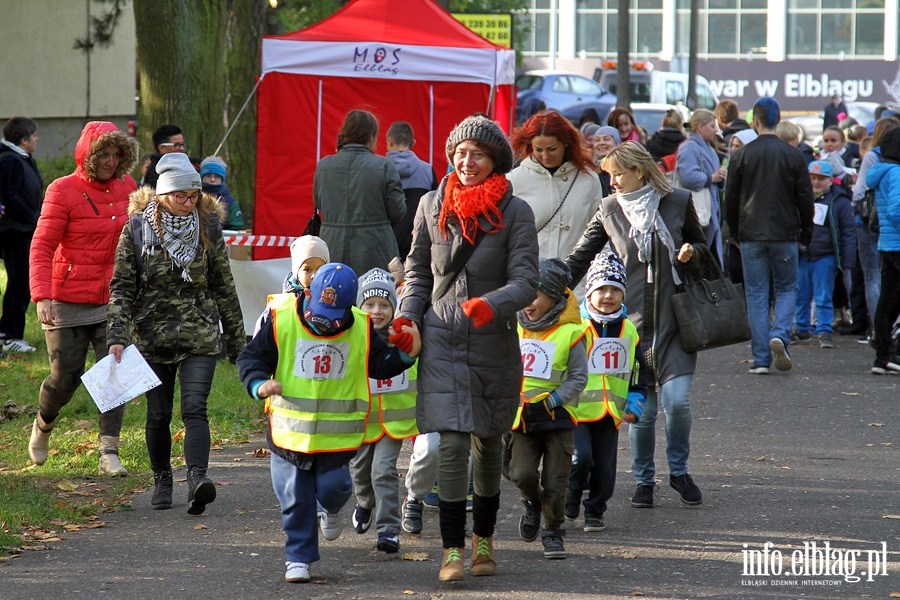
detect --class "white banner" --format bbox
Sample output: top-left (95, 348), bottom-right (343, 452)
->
top-left (230, 258), bottom-right (293, 336)
top-left (262, 39), bottom-right (515, 86)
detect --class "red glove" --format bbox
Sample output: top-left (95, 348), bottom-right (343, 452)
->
top-left (390, 317), bottom-right (414, 353)
top-left (461, 297), bottom-right (494, 328)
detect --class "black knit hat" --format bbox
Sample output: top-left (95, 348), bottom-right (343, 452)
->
top-left (445, 114), bottom-right (514, 174)
top-left (537, 258), bottom-right (571, 302)
top-left (585, 252), bottom-right (627, 297)
top-left (880, 127), bottom-right (900, 163)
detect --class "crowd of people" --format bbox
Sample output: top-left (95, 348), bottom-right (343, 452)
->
top-left (1, 92), bottom-right (899, 585)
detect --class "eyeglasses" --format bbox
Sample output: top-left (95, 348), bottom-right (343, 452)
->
top-left (160, 142), bottom-right (186, 150)
top-left (170, 192), bottom-right (201, 204)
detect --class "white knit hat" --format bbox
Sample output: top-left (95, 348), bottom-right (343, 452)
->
top-left (156, 152), bottom-right (201, 195)
top-left (290, 235), bottom-right (330, 277)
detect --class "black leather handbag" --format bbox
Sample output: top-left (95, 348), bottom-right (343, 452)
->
top-left (672, 247), bottom-right (751, 352)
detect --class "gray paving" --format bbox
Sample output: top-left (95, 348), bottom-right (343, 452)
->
top-left (2, 337), bottom-right (899, 599)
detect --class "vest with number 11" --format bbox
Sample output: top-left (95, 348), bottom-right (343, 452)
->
top-left (575, 318), bottom-right (639, 428)
top-left (267, 293), bottom-right (371, 453)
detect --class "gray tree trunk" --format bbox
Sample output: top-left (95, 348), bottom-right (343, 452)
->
top-left (617, 1), bottom-right (630, 111)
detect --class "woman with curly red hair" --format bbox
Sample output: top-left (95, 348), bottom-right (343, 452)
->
top-left (508, 110), bottom-right (603, 300)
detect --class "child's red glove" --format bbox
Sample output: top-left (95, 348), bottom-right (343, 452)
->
top-left (461, 297), bottom-right (494, 328)
top-left (390, 317), bottom-right (414, 353)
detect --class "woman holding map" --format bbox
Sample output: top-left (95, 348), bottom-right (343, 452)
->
top-left (106, 152), bottom-right (245, 515)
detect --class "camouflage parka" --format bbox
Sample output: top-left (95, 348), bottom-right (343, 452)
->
top-left (106, 187), bottom-right (245, 363)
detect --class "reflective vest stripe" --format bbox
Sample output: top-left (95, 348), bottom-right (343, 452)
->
top-left (268, 293), bottom-right (371, 453)
top-left (514, 321), bottom-right (590, 430)
top-left (575, 319), bottom-right (638, 428)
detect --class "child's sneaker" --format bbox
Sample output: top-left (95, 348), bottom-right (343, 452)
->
top-left (320, 510), bottom-right (343, 541)
top-left (541, 529), bottom-right (567, 559)
top-left (518, 497), bottom-right (542, 542)
top-left (376, 532), bottom-right (401, 553)
top-left (818, 333), bottom-right (834, 349)
top-left (402, 496), bottom-right (423, 534)
top-left (285, 561), bottom-right (310, 583)
top-left (631, 484), bottom-right (656, 508)
top-left (351, 504), bottom-right (372, 534)
top-left (583, 515), bottom-right (605, 532)
top-left (423, 483), bottom-right (440, 509)
top-left (564, 489), bottom-right (581, 520)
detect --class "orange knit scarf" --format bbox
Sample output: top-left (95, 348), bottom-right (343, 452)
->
top-left (438, 171), bottom-right (508, 244)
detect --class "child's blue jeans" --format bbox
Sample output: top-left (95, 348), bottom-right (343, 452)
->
top-left (795, 255), bottom-right (837, 335)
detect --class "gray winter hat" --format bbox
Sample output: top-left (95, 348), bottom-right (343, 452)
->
top-left (445, 114), bottom-right (514, 174)
top-left (537, 258), bottom-right (571, 302)
top-left (357, 267), bottom-right (397, 314)
top-left (156, 152), bottom-right (201, 195)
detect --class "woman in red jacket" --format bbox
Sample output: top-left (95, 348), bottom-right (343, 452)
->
top-left (28, 121), bottom-right (139, 475)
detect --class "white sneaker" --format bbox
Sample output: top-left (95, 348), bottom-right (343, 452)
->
top-left (285, 561), bottom-right (310, 583)
top-left (320, 510), bottom-right (343, 541)
top-left (2, 339), bottom-right (36, 353)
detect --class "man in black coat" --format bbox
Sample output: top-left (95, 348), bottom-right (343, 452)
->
top-left (823, 94), bottom-right (848, 130)
top-left (0, 116), bottom-right (44, 352)
top-left (725, 97), bottom-right (815, 374)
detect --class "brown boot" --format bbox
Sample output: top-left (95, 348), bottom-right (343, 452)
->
top-left (28, 414), bottom-right (54, 465)
top-left (470, 534), bottom-right (496, 576)
top-left (438, 547), bottom-right (465, 581)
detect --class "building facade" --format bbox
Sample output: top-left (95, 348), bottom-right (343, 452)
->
top-left (521, 0), bottom-right (900, 111)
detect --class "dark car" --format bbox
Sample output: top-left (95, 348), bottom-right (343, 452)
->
top-left (516, 70), bottom-right (617, 126)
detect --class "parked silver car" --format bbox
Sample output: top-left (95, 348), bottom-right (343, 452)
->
top-left (791, 101), bottom-right (881, 143)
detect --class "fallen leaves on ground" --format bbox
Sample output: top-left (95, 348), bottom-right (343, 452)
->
top-left (172, 428), bottom-right (185, 442)
top-left (402, 551), bottom-right (430, 561)
top-left (194, 523), bottom-right (207, 530)
top-left (883, 515), bottom-right (900, 519)
top-left (869, 422), bottom-right (884, 427)
top-left (248, 447), bottom-right (270, 458)
top-left (622, 553), bottom-right (637, 559)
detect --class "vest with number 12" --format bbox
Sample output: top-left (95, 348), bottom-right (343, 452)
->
top-left (575, 318), bottom-right (639, 428)
top-left (267, 293), bottom-right (371, 453)
top-left (513, 320), bottom-right (590, 430)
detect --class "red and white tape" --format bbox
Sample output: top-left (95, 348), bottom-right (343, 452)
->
top-left (223, 235), bottom-right (295, 247)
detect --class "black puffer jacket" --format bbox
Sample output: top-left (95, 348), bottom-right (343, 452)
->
top-left (0, 144), bottom-right (44, 233)
top-left (724, 134), bottom-right (815, 246)
top-left (646, 128), bottom-right (686, 161)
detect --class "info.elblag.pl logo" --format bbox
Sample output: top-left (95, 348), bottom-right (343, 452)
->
top-left (741, 541), bottom-right (889, 587)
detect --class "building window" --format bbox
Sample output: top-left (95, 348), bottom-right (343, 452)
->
top-left (786, 0), bottom-right (885, 57)
top-left (575, 0), bottom-right (664, 57)
top-left (524, 0), bottom-right (552, 55)
top-left (676, 0), bottom-right (768, 58)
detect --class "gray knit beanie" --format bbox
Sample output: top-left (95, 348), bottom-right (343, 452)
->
top-left (537, 258), bottom-right (571, 302)
top-left (445, 115), bottom-right (514, 174)
top-left (156, 152), bottom-right (201, 195)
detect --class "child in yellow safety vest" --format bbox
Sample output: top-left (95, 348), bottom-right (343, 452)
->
top-left (566, 252), bottom-right (647, 532)
top-left (510, 258), bottom-right (589, 560)
top-left (348, 268), bottom-right (419, 554)
top-left (236, 263), bottom-right (421, 584)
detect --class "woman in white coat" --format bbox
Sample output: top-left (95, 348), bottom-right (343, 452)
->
top-left (508, 111), bottom-right (602, 299)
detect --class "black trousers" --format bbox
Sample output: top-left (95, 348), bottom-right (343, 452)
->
top-left (0, 230), bottom-right (33, 340)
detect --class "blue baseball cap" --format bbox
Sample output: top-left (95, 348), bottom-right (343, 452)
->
top-left (304, 263), bottom-right (358, 330)
top-left (808, 160), bottom-right (833, 178)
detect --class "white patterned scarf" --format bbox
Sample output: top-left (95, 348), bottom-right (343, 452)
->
top-left (142, 200), bottom-right (200, 282)
top-left (616, 185), bottom-right (681, 284)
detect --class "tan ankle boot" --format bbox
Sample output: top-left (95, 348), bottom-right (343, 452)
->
top-left (98, 435), bottom-right (128, 477)
top-left (438, 547), bottom-right (465, 581)
top-left (470, 534), bottom-right (496, 576)
top-left (28, 414), bottom-right (54, 465)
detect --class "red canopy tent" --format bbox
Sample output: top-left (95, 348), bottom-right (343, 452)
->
top-left (253, 0), bottom-right (516, 259)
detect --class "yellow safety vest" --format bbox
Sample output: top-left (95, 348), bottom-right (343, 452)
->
top-left (265, 293), bottom-right (371, 453)
top-left (512, 320), bottom-right (590, 431)
top-left (575, 318), bottom-right (639, 429)
top-left (364, 362), bottom-right (420, 442)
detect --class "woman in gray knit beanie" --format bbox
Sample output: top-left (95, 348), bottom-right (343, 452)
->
top-left (395, 113), bottom-right (539, 581)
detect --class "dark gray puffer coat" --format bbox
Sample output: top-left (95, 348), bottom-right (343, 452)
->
top-left (397, 179), bottom-right (539, 439)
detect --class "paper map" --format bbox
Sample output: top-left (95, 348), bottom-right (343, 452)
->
top-left (80, 345), bottom-right (161, 413)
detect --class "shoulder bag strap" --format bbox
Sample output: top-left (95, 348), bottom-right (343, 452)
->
top-left (432, 195), bottom-right (512, 301)
top-left (536, 169), bottom-right (580, 234)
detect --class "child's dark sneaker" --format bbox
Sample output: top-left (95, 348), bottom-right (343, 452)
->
top-left (583, 515), bottom-right (605, 532)
top-left (541, 529), bottom-right (567, 559)
top-left (669, 473), bottom-right (703, 505)
top-left (518, 497), bottom-right (542, 542)
top-left (423, 484), bottom-right (440, 509)
top-left (818, 332), bottom-right (834, 349)
top-left (631, 484), bottom-right (656, 508)
top-left (376, 532), bottom-right (400, 553)
top-left (564, 489), bottom-right (581, 520)
top-left (352, 504), bottom-right (373, 534)
top-left (401, 496), bottom-right (423, 534)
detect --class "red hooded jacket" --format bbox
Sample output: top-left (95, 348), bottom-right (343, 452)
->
top-left (29, 121), bottom-right (139, 305)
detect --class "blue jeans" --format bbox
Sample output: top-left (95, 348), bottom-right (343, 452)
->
top-left (856, 225), bottom-right (881, 328)
top-left (795, 255), bottom-right (837, 335)
top-left (270, 453), bottom-right (353, 564)
top-left (741, 241), bottom-right (799, 367)
top-left (629, 374), bottom-right (693, 485)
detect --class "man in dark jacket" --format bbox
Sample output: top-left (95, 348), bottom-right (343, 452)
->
top-left (142, 124), bottom-right (201, 189)
top-left (725, 97), bottom-right (815, 374)
top-left (823, 94), bottom-right (848, 130)
top-left (716, 100), bottom-right (751, 148)
top-left (385, 122), bottom-right (437, 261)
top-left (0, 116), bottom-right (43, 352)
